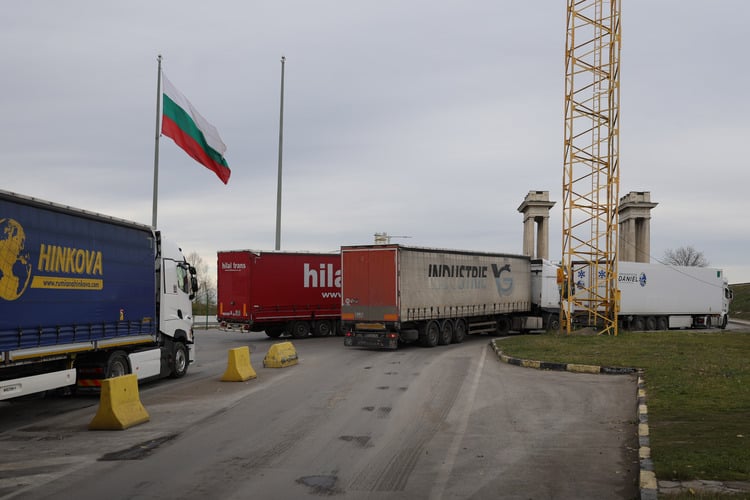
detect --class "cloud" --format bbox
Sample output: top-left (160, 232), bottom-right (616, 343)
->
top-left (2, 1), bottom-right (749, 284)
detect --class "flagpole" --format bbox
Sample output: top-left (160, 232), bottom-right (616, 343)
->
top-left (274, 55), bottom-right (286, 251)
top-left (152, 54), bottom-right (162, 229)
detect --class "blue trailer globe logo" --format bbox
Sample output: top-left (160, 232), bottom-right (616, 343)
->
top-left (0, 218), bottom-right (32, 301)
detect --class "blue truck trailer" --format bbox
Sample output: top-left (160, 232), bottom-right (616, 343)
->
top-left (0, 189), bottom-right (197, 400)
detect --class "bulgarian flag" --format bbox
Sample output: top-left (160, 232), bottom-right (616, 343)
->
top-left (161, 74), bottom-right (231, 184)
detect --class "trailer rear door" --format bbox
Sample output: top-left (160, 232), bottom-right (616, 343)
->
top-left (217, 251), bottom-right (253, 321)
top-left (341, 246), bottom-right (398, 322)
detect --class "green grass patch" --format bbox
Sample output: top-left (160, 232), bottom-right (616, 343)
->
top-left (494, 330), bottom-right (750, 483)
top-left (729, 283), bottom-right (750, 322)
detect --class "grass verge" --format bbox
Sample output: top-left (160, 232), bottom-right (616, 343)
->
top-left (729, 283), bottom-right (750, 322)
top-left (493, 329), bottom-right (750, 483)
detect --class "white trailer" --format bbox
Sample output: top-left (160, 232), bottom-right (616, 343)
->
top-left (571, 261), bottom-right (732, 330)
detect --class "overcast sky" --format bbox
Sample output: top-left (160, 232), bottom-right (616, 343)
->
top-left (3, 1), bottom-right (749, 284)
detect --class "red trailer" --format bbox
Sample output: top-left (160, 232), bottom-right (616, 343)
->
top-left (217, 250), bottom-right (342, 338)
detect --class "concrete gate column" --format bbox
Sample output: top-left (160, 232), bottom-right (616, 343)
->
top-left (617, 191), bottom-right (658, 263)
top-left (518, 191), bottom-right (556, 260)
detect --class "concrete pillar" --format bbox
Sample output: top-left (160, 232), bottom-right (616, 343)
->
top-left (523, 218), bottom-right (535, 258)
top-left (518, 191), bottom-right (556, 260)
top-left (536, 216), bottom-right (550, 261)
top-left (619, 218), bottom-right (636, 262)
top-left (636, 217), bottom-right (651, 263)
top-left (618, 191), bottom-right (658, 263)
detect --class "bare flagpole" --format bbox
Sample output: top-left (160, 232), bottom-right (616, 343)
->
top-left (152, 54), bottom-right (163, 229)
top-left (274, 55), bottom-right (286, 250)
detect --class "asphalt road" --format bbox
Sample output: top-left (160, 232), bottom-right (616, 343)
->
top-left (1, 330), bottom-right (639, 499)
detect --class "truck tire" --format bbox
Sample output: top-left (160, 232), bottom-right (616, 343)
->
top-left (291, 321), bottom-right (310, 339)
top-left (632, 316), bottom-right (645, 331)
top-left (656, 316), bottom-right (668, 331)
top-left (720, 315), bottom-right (728, 330)
top-left (313, 320), bottom-right (332, 337)
top-left (496, 317), bottom-right (511, 336)
top-left (645, 316), bottom-right (657, 331)
top-left (170, 342), bottom-right (189, 378)
top-left (546, 313), bottom-right (561, 331)
top-left (420, 320), bottom-right (439, 347)
top-left (105, 351), bottom-right (130, 379)
top-left (438, 320), bottom-right (453, 345)
top-left (452, 319), bottom-right (467, 344)
top-left (265, 327), bottom-right (283, 338)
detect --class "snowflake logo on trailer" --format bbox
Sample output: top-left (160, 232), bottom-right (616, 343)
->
top-left (639, 272), bottom-right (647, 287)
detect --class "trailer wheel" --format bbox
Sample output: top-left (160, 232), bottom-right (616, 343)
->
top-left (438, 320), bottom-right (453, 346)
top-left (420, 320), bottom-right (439, 347)
top-left (313, 320), bottom-right (332, 337)
top-left (632, 317), bottom-right (645, 331)
top-left (645, 316), bottom-right (657, 331)
top-left (105, 351), bottom-right (130, 379)
top-left (170, 342), bottom-right (189, 378)
top-left (496, 317), bottom-right (511, 336)
top-left (452, 319), bottom-right (467, 344)
top-left (291, 321), bottom-right (311, 339)
top-left (656, 316), bottom-right (668, 331)
top-left (265, 327), bottom-right (283, 338)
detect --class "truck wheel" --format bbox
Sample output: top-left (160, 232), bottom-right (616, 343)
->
top-left (265, 327), bottom-right (283, 338)
top-left (645, 316), bottom-right (657, 331)
top-left (720, 315), bottom-right (728, 330)
top-left (420, 321), bottom-right (439, 347)
top-left (452, 319), bottom-right (466, 344)
top-left (632, 317), bottom-right (645, 331)
top-left (656, 316), bottom-right (668, 331)
top-left (496, 317), bottom-right (511, 336)
top-left (170, 342), bottom-right (189, 378)
top-left (313, 320), bottom-right (332, 337)
top-left (546, 313), bottom-right (561, 331)
top-left (105, 351), bottom-right (130, 379)
top-left (291, 321), bottom-right (310, 339)
top-left (438, 320), bottom-right (453, 345)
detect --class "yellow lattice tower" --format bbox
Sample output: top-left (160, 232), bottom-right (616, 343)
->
top-left (561, 0), bottom-right (621, 335)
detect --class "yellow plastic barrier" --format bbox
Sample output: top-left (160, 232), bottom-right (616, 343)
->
top-left (88, 374), bottom-right (150, 430)
top-left (263, 341), bottom-right (298, 368)
top-left (221, 346), bottom-right (257, 382)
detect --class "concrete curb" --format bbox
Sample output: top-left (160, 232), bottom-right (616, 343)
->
top-left (636, 374), bottom-right (657, 500)
top-left (488, 340), bottom-right (639, 376)
top-left (488, 341), bottom-right (657, 500)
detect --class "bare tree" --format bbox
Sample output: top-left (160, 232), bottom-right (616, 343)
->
top-left (662, 246), bottom-right (709, 267)
top-left (186, 251), bottom-right (216, 312)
